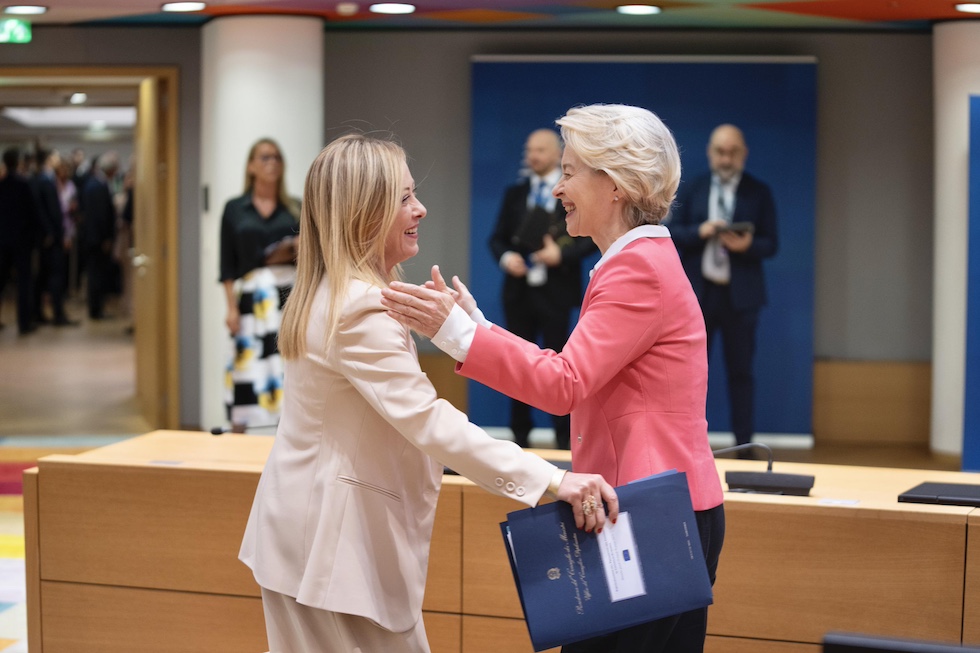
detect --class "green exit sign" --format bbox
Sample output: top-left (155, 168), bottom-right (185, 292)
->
top-left (0, 19), bottom-right (31, 43)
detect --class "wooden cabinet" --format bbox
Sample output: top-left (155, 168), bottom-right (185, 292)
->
top-left (24, 431), bottom-right (980, 652)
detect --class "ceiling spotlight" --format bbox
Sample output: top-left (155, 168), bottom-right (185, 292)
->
top-left (161, 2), bottom-right (206, 11)
top-left (369, 3), bottom-right (415, 14)
top-left (336, 2), bottom-right (358, 15)
top-left (69, 92), bottom-right (88, 105)
top-left (616, 4), bottom-right (662, 15)
top-left (955, 2), bottom-right (980, 11)
top-left (3, 5), bottom-right (47, 14)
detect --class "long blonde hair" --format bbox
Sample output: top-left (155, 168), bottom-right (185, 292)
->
top-left (278, 134), bottom-right (406, 359)
top-left (243, 137), bottom-right (298, 216)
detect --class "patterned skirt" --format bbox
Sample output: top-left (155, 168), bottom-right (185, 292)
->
top-left (225, 267), bottom-right (291, 430)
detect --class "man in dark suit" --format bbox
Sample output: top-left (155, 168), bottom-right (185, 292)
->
top-left (31, 150), bottom-right (76, 326)
top-left (488, 129), bottom-right (597, 449)
top-left (80, 152), bottom-right (118, 320)
top-left (0, 148), bottom-right (40, 334)
top-left (670, 124), bottom-right (779, 450)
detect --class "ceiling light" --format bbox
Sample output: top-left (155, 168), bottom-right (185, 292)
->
top-left (955, 3), bottom-right (980, 11)
top-left (69, 92), bottom-right (87, 105)
top-left (161, 2), bottom-right (206, 12)
top-left (2, 106), bottom-right (137, 130)
top-left (89, 120), bottom-right (107, 132)
top-left (616, 4), bottom-right (662, 15)
top-left (369, 3), bottom-right (415, 14)
top-left (3, 5), bottom-right (47, 14)
top-left (336, 2), bottom-right (358, 15)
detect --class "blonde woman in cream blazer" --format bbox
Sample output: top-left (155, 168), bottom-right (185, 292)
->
top-left (383, 105), bottom-right (725, 653)
top-left (239, 134), bottom-right (618, 653)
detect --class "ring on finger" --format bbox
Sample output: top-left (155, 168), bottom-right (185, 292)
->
top-left (582, 495), bottom-right (598, 516)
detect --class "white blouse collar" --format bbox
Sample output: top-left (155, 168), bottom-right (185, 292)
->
top-left (590, 224), bottom-right (671, 277)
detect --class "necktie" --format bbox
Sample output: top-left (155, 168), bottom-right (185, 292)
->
top-left (714, 188), bottom-right (731, 265)
top-left (533, 180), bottom-right (548, 208)
top-left (717, 188), bottom-right (732, 223)
top-left (703, 181), bottom-right (732, 283)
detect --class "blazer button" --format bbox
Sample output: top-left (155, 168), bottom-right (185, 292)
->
top-left (577, 434), bottom-right (583, 443)
top-left (495, 477), bottom-right (504, 487)
top-left (505, 481), bottom-right (516, 492)
top-left (516, 486), bottom-right (526, 497)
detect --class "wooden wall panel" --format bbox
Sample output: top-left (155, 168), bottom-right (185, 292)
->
top-left (424, 612), bottom-right (461, 653)
top-left (419, 353), bottom-right (466, 412)
top-left (964, 512), bottom-right (980, 646)
top-left (424, 482), bottom-right (462, 613)
top-left (23, 468), bottom-right (41, 653)
top-left (37, 460), bottom-right (260, 597)
top-left (813, 360), bottom-right (930, 444)
top-left (461, 615), bottom-right (558, 653)
top-left (708, 501), bottom-right (965, 644)
top-left (706, 635), bottom-right (819, 653)
top-left (461, 487), bottom-right (527, 619)
top-left (40, 582), bottom-right (267, 653)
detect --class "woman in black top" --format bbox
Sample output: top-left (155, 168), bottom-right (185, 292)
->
top-left (219, 138), bottom-right (299, 432)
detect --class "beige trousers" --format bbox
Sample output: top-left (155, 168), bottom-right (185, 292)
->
top-left (260, 588), bottom-right (431, 653)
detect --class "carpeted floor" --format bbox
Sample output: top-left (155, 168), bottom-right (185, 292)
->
top-left (0, 465), bottom-right (36, 497)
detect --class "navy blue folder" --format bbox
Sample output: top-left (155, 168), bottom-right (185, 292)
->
top-left (500, 471), bottom-right (713, 652)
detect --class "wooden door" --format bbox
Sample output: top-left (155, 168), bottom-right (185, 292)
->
top-left (133, 73), bottom-right (178, 427)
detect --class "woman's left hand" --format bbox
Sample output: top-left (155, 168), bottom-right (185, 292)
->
top-left (382, 270), bottom-right (456, 339)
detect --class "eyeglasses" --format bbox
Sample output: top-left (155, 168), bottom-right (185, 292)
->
top-left (257, 153), bottom-right (283, 164)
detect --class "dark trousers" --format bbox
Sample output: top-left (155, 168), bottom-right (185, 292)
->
top-left (504, 285), bottom-right (572, 449)
top-left (85, 245), bottom-right (112, 319)
top-left (562, 503), bottom-right (726, 653)
top-left (34, 243), bottom-right (68, 321)
top-left (0, 244), bottom-right (34, 332)
top-left (701, 282), bottom-right (759, 446)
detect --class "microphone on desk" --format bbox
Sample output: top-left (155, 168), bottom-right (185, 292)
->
top-left (712, 443), bottom-right (815, 496)
top-left (209, 424), bottom-right (275, 436)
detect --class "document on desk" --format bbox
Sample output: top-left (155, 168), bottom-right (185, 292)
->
top-left (501, 471), bottom-right (713, 652)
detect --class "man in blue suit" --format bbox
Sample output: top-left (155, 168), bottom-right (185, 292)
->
top-left (670, 124), bottom-right (778, 451)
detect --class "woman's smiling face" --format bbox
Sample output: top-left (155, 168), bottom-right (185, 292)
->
top-left (553, 146), bottom-right (618, 244)
top-left (383, 160), bottom-right (426, 272)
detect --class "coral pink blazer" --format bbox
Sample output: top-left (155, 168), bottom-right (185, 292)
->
top-left (460, 235), bottom-right (724, 512)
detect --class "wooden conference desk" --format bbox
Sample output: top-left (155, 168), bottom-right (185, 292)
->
top-left (22, 431), bottom-right (980, 652)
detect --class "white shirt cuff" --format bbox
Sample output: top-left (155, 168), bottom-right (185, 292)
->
top-left (469, 306), bottom-right (491, 329)
top-left (433, 303), bottom-right (478, 363)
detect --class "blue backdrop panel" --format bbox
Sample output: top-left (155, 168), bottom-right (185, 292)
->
top-left (964, 95), bottom-right (980, 472)
top-left (470, 58), bottom-right (817, 436)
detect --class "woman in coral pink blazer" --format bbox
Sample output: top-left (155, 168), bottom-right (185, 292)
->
top-left (240, 135), bottom-right (618, 653)
top-left (384, 105), bottom-right (725, 653)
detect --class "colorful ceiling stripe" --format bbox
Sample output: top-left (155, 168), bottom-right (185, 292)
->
top-left (14, 0), bottom-right (971, 30)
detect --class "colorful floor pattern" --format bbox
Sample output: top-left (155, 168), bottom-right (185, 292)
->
top-left (0, 524), bottom-right (26, 652)
top-left (0, 435), bottom-right (137, 652)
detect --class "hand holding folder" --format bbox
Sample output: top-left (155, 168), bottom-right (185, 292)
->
top-left (500, 471), bottom-right (713, 652)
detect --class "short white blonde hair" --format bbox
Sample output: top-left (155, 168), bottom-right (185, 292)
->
top-left (556, 104), bottom-right (681, 227)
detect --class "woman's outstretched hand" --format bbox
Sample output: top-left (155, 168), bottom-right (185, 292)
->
top-left (382, 265), bottom-right (457, 338)
top-left (556, 472), bottom-right (619, 533)
top-left (422, 266), bottom-right (478, 315)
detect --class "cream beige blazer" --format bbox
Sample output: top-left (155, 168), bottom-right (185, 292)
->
top-left (239, 278), bottom-right (554, 633)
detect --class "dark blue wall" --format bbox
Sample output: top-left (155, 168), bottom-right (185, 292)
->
top-left (964, 95), bottom-right (980, 472)
top-left (470, 59), bottom-right (817, 436)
